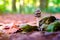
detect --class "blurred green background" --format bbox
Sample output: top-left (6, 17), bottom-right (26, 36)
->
top-left (0, 0), bottom-right (60, 14)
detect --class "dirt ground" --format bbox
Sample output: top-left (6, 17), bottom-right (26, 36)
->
top-left (0, 13), bottom-right (60, 40)
top-left (0, 13), bottom-right (60, 34)
top-left (0, 13), bottom-right (60, 24)
top-left (0, 14), bottom-right (36, 24)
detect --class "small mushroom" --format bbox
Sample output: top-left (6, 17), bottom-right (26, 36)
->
top-left (34, 8), bottom-right (41, 18)
top-left (34, 8), bottom-right (41, 30)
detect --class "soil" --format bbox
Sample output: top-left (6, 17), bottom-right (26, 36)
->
top-left (0, 13), bottom-right (60, 40)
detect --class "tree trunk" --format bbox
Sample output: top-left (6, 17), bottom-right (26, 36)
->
top-left (12, 0), bottom-right (16, 12)
top-left (40, 0), bottom-right (49, 11)
top-left (19, 0), bottom-right (21, 13)
top-left (19, 0), bottom-right (24, 13)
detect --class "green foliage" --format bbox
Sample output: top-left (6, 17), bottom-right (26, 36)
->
top-left (24, 6), bottom-right (36, 14)
top-left (39, 16), bottom-right (56, 31)
top-left (46, 21), bottom-right (60, 32)
top-left (0, 0), bottom-right (60, 14)
top-left (0, 5), bottom-right (6, 13)
top-left (46, 7), bottom-right (60, 13)
top-left (21, 25), bottom-right (38, 32)
top-left (53, 0), bottom-right (60, 4)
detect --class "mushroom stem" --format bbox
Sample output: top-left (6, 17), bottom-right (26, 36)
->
top-left (36, 18), bottom-right (40, 30)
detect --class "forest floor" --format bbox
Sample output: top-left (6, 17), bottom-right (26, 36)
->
top-left (0, 13), bottom-right (60, 40)
top-left (0, 13), bottom-right (60, 24)
top-left (0, 13), bottom-right (60, 34)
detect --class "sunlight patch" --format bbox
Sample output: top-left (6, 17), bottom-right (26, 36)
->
top-left (0, 1), bottom-right (3, 5)
top-left (49, 2), bottom-right (54, 6)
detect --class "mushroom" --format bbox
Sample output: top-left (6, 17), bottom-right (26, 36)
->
top-left (34, 8), bottom-right (41, 30)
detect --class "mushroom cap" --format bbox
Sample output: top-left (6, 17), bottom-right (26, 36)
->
top-left (34, 8), bottom-right (41, 18)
